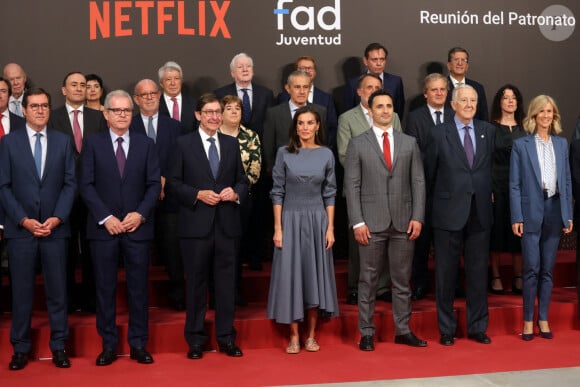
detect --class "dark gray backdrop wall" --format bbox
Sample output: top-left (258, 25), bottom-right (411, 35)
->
top-left (1, 0), bottom-right (578, 133)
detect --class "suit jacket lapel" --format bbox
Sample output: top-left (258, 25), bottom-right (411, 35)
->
top-left (445, 124), bottom-right (469, 168)
top-left (192, 132), bottom-right (215, 180)
top-left (18, 130), bottom-right (41, 183)
top-left (355, 105), bottom-right (369, 130)
top-left (472, 123), bottom-right (487, 169)
top-left (364, 130), bottom-right (388, 170)
top-left (523, 135), bottom-right (542, 188)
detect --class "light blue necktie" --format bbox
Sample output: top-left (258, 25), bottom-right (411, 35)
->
top-left (13, 100), bottom-right (22, 117)
top-left (147, 116), bottom-right (156, 143)
top-left (34, 132), bottom-right (43, 177)
top-left (207, 137), bottom-right (219, 178)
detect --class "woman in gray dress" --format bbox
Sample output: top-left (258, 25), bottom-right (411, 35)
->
top-left (267, 106), bottom-right (339, 354)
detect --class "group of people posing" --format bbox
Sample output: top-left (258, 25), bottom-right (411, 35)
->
top-left (0, 42), bottom-right (578, 370)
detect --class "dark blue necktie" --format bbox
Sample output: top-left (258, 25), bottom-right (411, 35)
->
top-left (34, 132), bottom-right (43, 177)
top-left (207, 137), bottom-right (219, 178)
top-left (241, 88), bottom-right (251, 124)
top-left (463, 126), bottom-right (474, 168)
top-left (435, 111), bottom-right (442, 125)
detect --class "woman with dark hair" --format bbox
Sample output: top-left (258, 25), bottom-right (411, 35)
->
top-left (510, 95), bottom-right (573, 340)
top-left (85, 73), bottom-right (105, 111)
top-left (489, 85), bottom-right (526, 294)
top-left (267, 105), bottom-right (338, 354)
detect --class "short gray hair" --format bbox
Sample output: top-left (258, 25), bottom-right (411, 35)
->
top-left (229, 53), bottom-right (253, 71)
top-left (104, 89), bottom-right (133, 110)
top-left (158, 61), bottom-right (183, 81)
top-left (451, 84), bottom-right (477, 102)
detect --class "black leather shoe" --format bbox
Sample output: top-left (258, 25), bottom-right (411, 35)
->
top-left (130, 347), bottom-right (154, 364)
top-left (218, 342), bottom-right (243, 357)
top-left (439, 334), bottom-right (454, 346)
top-left (359, 335), bottom-right (375, 351)
top-left (376, 291), bottom-right (392, 303)
top-left (346, 291), bottom-right (358, 305)
top-left (411, 287), bottom-right (427, 301)
top-left (187, 345), bottom-right (203, 359)
top-left (96, 349), bottom-right (117, 366)
top-left (9, 352), bottom-right (28, 371)
top-left (395, 332), bottom-right (427, 347)
top-left (468, 332), bottom-right (491, 344)
top-left (52, 350), bottom-right (71, 368)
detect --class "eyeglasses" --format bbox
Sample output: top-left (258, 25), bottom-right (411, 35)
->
top-left (107, 108), bottom-right (132, 116)
top-left (201, 109), bottom-right (222, 116)
top-left (28, 103), bottom-right (50, 111)
top-left (136, 91), bottom-right (159, 99)
top-left (297, 66), bottom-right (315, 72)
top-left (451, 58), bottom-right (469, 64)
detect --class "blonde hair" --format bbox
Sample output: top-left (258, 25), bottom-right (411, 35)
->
top-left (523, 95), bottom-right (562, 135)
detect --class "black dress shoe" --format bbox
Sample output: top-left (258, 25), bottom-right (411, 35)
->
top-left (359, 335), bottom-right (375, 351)
top-left (346, 291), bottom-right (358, 305)
top-left (468, 332), bottom-right (491, 344)
top-left (411, 287), bottom-right (427, 301)
top-left (52, 350), bottom-right (71, 368)
top-left (218, 342), bottom-right (243, 357)
top-left (395, 332), bottom-right (427, 347)
top-left (130, 347), bottom-right (154, 364)
top-left (439, 334), bottom-right (454, 346)
top-left (96, 349), bottom-right (118, 366)
top-left (376, 291), bottom-right (392, 303)
top-left (187, 345), bottom-right (203, 359)
top-left (9, 352), bottom-right (28, 371)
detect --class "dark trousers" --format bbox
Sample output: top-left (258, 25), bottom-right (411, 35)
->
top-left (182, 224), bottom-right (238, 347)
top-left (91, 236), bottom-right (150, 350)
top-left (9, 236), bottom-right (69, 353)
top-left (576, 230), bottom-right (580, 320)
top-left (156, 207), bottom-right (183, 303)
top-left (434, 202), bottom-right (490, 336)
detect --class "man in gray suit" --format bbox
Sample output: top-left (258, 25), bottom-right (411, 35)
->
top-left (344, 90), bottom-right (426, 351)
top-left (338, 74), bottom-right (401, 305)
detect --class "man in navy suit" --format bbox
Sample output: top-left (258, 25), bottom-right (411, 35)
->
top-left (158, 61), bottom-right (197, 134)
top-left (50, 71), bottom-right (108, 313)
top-left (405, 73), bottom-right (454, 301)
top-left (343, 43), bottom-right (405, 117)
top-left (276, 56), bottom-right (338, 149)
top-left (80, 90), bottom-right (160, 366)
top-left (130, 79), bottom-right (184, 311)
top-left (169, 93), bottom-right (248, 359)
top-left (0, 88), bottom-right (76, 370)
top-left (444, 47), bottom-right (488, 122)
top-left (214, 52), bottom-right (274, 140)
top-left (425, 84), bottom-right (495, 346)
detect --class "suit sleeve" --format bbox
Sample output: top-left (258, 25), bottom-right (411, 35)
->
top-left (79, 139), bottom-right (114, 222)
top-left (52, 136), bottom-right (77, 222)
top-left (0, 139), bottom-right (28, 225)
top-left (509, 140), bottom-right (523, 224)
top-left (410, 141), bottom-right (426, 223)
top-left (168, 138), bottom-right (199, 209)
top-left (343, 140), bottom-right (363, 227)
top-left (135, 139), bottom-right (162, 219)
top-left (337, 113), bottom-right (350, 166)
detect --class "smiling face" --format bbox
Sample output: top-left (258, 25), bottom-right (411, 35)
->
top-left (369, 94), bottom-right (394, 129)
top-left (451, 87), bottom-right (478, 124)
top-left (195, 100), bottom-right (222, 136)
top-left (133, 79), bottom-right (160, 116)
top-left (295, 111), bottom-right (320, 145)
top-left (534, 102), bottom-right (554, 132)
top-left (447, 51), bottom-right (469, 79)
top-left (62, 73), bottom-right (87, 108)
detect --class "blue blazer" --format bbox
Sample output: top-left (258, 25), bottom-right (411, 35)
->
top-left (168, 131), bottom-right (248, 239)
top-left (509, 134), bottom-right (572, 232)
top-left (0, 127), bottom-right (76, 239)
top-left (343, 71), bottom-right (405, 117)
top-left (79, 131), bottom-right (161, 241)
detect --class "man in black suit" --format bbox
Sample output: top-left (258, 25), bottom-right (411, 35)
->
top-left (405, 73), bottom-right (454, 300)
top-left (263, 71), bottom-right (327, 171)
top-left (2, 63), bottom-right (27, 118)
top-left (50, 71), bottom-right (108, 313)
top-left (0, 88), bottom-right (76, 370)
top-left (80, 90), bottom-right (161, 366)
top-left (158, 61), bottom-right (197, 133)
top-left (276, 56), bottom-right (338, 149)
top-left (425, 84), bottom-right (495, 346)
top-left (343, 43), bottom-right (405, 117)
top-left (130, 79), bottom-right (183, 310)
top-left (444, 47), bottom-right (488, 122)
top-left (169, 93), bottom-right (248, 359)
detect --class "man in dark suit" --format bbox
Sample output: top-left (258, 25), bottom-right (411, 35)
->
top-left (158, 61), bottom-right (197, 134)
top-left (343, 43), bottom-right (405, 117)
top-left (444, 47), bottom-right (488, 122)
top-left (169, 93), bottom-right (248, 360)
top-left (80, 90), bottom-right (160, 366)
top-left (405, 73), bottom-right (454, 301)
top-left (0, 88), bottom-right (76, 370)
top-left (263, 71), bottom-right (327, 171)
top-left (2, 63), bottom-right (27, 117)
top-left (214, 52), bottom-right (274, 140)
top-left (276, 56), bottom-right (338, 148)
top-left (49, 71), bottom-right (108, 313)
top-left (344, 90), bottom-right (426, 351)
top-left (425, 84), bottom-right (495, 346)
top-left (130, 79), bottom-right (184, 310)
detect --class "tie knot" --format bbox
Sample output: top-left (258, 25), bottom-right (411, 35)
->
top-left (463, 126), bottom-right (470, 132)
top-left (436, 111), bottom-right (441, 116)
top-left (35, 132), bottom-right (43, 138)
top-left (117, 137), bottom-right (124, 144)
top-left (171, 97), bottom-right (177, 102)
top-left (207, 137), bottom-right (215, 144)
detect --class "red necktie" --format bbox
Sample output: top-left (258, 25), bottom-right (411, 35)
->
top-left (0, 113), bottom-right (6, 139)
top-left (171, 97), bottom-right (180, 121)
top-left (73, 110), bottom-right (83, 153)
top-left (383, 132), bottom-right (392, 171)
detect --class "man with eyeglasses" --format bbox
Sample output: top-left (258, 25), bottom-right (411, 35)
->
top-left (158, 61), bottom-right (197, 134)
top-left (0, 88), bottom-right (76, 370)
top-left (168, 93), bottom-right (248, 359)
top-left (276, 56), bottom-right (338, 148)
top-left (424, 84), bottom-right (495, 347)
top-left (343, 43), bottom-right (405, 118)
top-left (130, 79), bottom-right (183, 311)
top-left (80, 90), bottom-right (161, 366)
top-left (445, 47), bottom-right (488, 121)
top-left (49, 71), bottom-right (108, 314)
